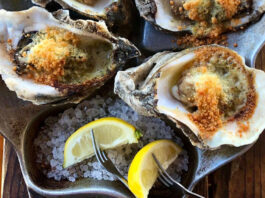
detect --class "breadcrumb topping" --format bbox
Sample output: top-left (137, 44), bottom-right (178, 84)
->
top-left (216, 0), bottom-right (240, 19)
top-left (23, 27), bottom-right (88, 86)
top-left (173, 46), bottom-right (257, 139)
top-left (237, 121), bottom-right (250, 137)
top-left (170, 0), bottom-right (247, 38)
top-left (188, 74), bottom-right (223, 139)
top-left (183, 0), bottom-right (205, 21)
top-left (176, 34), bottom-right (228, 47)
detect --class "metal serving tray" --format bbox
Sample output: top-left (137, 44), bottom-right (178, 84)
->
top-left (0, 0), bottom-right (265, 197)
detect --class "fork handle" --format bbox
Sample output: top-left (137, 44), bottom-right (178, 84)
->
top-left (117, 175), bottom-right (129, 189)
top-left (183, 189), bottom-right (205, 198)
top-left (172, 182), bottom-right (204, 198)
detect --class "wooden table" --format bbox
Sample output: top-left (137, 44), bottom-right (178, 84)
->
top-left (1, 49), bottom-right (265, 198)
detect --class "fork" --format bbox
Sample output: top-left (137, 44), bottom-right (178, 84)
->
top-left (90, 129), bottom-right (129, 189)
top-left (152, 154), bottom-right (205, 198)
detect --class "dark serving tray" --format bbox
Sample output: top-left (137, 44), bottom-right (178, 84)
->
top-left (0, 0), bottom-right (265, 197)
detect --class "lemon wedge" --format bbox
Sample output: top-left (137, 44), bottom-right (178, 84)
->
top-left (128, 140), bottom-right (182, 198)
top-left (63, 117), bottom-right (140, 168)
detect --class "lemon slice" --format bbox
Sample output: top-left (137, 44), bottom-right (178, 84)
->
top-left (128, 140), bottom-right (182, 198)
top-left (63, 117), bottom-right (140, 168)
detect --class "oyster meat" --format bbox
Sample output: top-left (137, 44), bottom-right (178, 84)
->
top-left (32, 0), bottom-right (133, 27)
top-left (0, 7), bottom-right (139, 105)
top-left (114, 45), bottom-right (265, 149)
top-left (135, 0), bottom-right (265, 37)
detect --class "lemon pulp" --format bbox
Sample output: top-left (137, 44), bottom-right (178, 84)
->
top-left (63, 117), bottom-right (139, 168)
top-left (128, 140), bottom-right (182, 198)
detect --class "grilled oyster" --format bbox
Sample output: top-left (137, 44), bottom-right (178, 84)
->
top-left (0, 7), bottom-right (139, 105)
top-left (135, 0), bottom-right (265, 37)
top-left (114, 45), bottom-right (265, 149)
top-left (32, 0), bottom-right (133, 27)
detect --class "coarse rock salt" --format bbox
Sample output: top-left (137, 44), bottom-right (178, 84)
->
top-left (34, 96), bottom-right (189, 182)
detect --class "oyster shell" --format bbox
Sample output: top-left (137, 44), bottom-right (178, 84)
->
top-left (114, 45), bottom-right (265, 149)
top-left (135, 0), bottom-right (265, 36)
top-left (0, 7), bottom-right (139, 105)
top-left (32, 0), bottom-right (133, 27)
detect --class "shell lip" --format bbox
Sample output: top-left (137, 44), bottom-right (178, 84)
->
top-left (154, 46), bottom-right (262, 149)
top-left (0, 6), bottom-right (140, 105)
top-left (32, 0), bottom-right (131, 27)
top-left (114, 45), bottom-right (265, 150)
top-left (135, 0), bottom-right (265, 34)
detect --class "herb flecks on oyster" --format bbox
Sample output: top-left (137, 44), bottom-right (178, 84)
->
top-left (114, 45), bottom-right (265, 149)
top-left (170, 0), bottom-right (246, 21)
top-left (15, 27), bottom-right (112, 87)
top-left (171, 47), bottom-right (256, 139)
top-left (0, 7), bottom-right (139, 105)
top-left (169, 0), bottom-right (252, 37)
top-left (135, 0), bottom-right (264, 37)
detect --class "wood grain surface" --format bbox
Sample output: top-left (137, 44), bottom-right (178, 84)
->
top-left (1, 48), bottom-right (265, 198)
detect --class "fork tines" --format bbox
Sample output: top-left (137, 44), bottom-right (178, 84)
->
top-left (152, 153), bottom-right (205, 198)
top-left (90, 129), bottom-right (130, 189)
top-left (90, 129), bottom-right (108, 163)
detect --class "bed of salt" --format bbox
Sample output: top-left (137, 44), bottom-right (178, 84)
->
top-left (34, 96), bottom-right (189, 182)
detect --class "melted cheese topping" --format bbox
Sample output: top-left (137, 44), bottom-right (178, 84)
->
top-left (172, 46), bottom-right (257, 139)
top-left (188, 74), bottom-right (223, 139)
top-left (170, 0), bottom-right (245, 37)
top-left (20, 27), bottom-right (88, 86)
top-left (183, 0), bottom-right (240, 21)
top-left (216, 0), bottom-right (240, 18)
top-left (183, 0), bottom-right (207, 21)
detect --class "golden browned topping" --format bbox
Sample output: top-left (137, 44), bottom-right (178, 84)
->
top-left (237, 121), bottom-right (250, 137)
top-left (216, 0), bottom-right (240, 19)
top-left (183, 0), bottom-right (205, 21)
top-left (232, 73), bottom-right (256, 122)
top-left (182, 0), bottom-right (240, 21)
top-left (194, 46), bottom-right (242, 64)
top-left (176, 34), bottom-right (228, 47)
top-left (172, 46), bottom-right (257, 139)
top-left (169, 0), bottom-right (248, 39)
top-left (196, 46), bottom-right (257, 122)
top-left (22, 27), bottom-right (88, 86)
top-left (188, 74), bottom-right (223, 139)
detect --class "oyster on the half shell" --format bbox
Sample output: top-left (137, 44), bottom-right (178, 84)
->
top-left (135, 0), bottom-right (265, 37)
top-left (0, 7), bottom-right (139, 105)
top-left (32, 0), bottom-right (133, 27)
top-left (114, 45), bottom-right (265, 149)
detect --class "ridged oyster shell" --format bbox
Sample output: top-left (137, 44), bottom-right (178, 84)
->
top-left (114, 45), bottom-right (265, 149)
top-left (0, 7), bottom-right (139, 105)
top-left (32, 0), bottom-right (133, 27)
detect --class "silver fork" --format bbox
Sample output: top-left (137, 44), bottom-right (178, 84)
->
top-left (90, 129), bottom-right (129, 188)
top-left (152, 154), bottom-right (205, 198)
